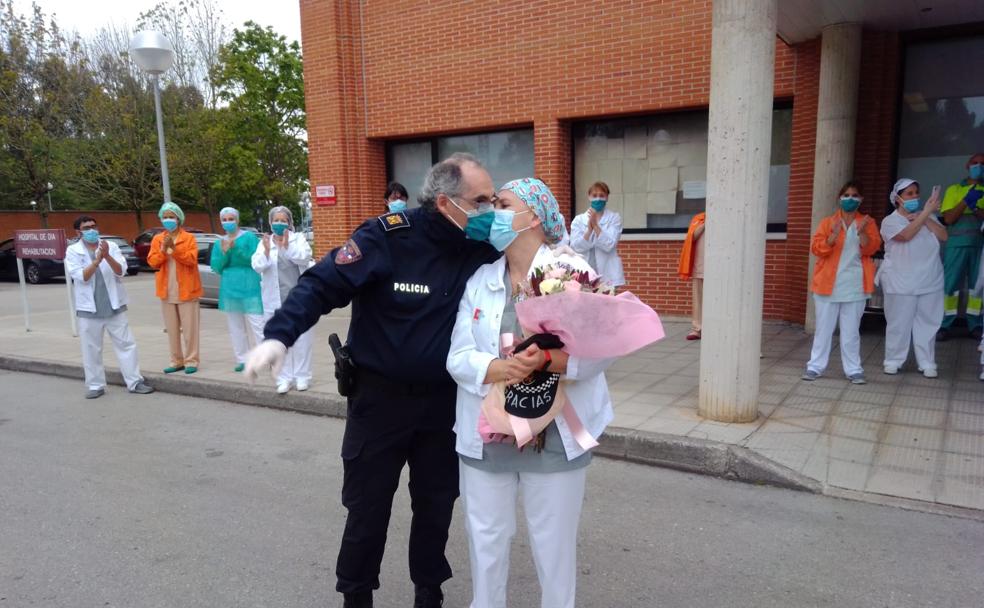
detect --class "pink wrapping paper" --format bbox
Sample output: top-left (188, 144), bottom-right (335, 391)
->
top-left (515, 290), bottom-right (665, 358)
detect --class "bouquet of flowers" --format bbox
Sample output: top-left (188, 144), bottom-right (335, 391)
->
top-left (479, 253), bottom-right (665, 451)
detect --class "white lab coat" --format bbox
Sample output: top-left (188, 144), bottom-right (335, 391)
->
top-left (65, 240), bottom-right (129, 313)
top-left (250, 231), bottom-right (313, 312)
top-left (447, 243), bottom-right (615, 461)
top-left (570, 210), bottom-right (626, 286)
top-left (251, 231), bottom-right (315, 383)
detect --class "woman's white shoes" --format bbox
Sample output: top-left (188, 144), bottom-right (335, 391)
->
top-left (277, 381), bottom-right (292, 394)
top-left (295, 380), bottom-right (310, 391)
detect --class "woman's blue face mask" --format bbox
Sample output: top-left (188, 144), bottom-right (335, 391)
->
top-left (221, 220), bottom-right (238, 234)
top-left (161, 218), bottom-right (178, 232)
top-left (387, 200), bottom-right (407, 213)
top-left (839, 197), bottom-right (861, 212)
top-left (901, 197), bottom-right (922, 213)
top-left (488, 209), bottom-right (532, 252)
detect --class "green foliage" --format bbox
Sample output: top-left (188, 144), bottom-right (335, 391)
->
top-left (0, 1), bottom-right (307, 227)
top-left (213, 22), bottom-right (307, 207)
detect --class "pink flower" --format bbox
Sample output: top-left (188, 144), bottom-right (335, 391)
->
top-left (545, 267), bottom-right (567, 280)
top-left (563, 280), bottom-right (582, 292)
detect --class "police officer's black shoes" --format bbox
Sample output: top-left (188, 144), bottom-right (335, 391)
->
top-left (413, 585), bottom-right (443, 608)
top-left (343, 591), bottom-right (372, 608)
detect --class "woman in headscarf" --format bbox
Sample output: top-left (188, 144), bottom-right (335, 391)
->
top-left (147, 201), bottom-right (202, 374)
top-left (878, 178), bottom-right (947, 378)
top-left (251, 206), bottom-right (315, 393)
top-left (210, 207), bottom-right (264, 372)
top-left (446, 178), bottom-right (614, 608)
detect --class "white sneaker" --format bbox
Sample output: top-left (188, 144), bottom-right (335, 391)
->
top-left (295, 380), bottom-right (310, 391)
top-left (276, 381), bottom-right (291, 394)
top-left (883, 365), bottom-right (899, 375)
top-left (922, 368), bottom-right (938, 379)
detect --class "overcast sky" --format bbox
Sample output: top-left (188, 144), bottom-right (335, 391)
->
top-left (13, 0), bottom-right (302, 44)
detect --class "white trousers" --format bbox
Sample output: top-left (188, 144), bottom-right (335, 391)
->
top-left (261, 311), bottom-right (314, 383)
top-left (226, 312), bottom-right (265, 364)
top-left (807, 297), bottom-right (866, 376)
top-left (883, 291), bottom-right (943, 371)
top-left (459, 462), bottom-right (587, 608)
top-left (79, 313), bottom-right (143, 391)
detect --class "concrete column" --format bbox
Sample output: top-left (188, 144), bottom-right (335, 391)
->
top-left (698, 0), bottom-right (777, 423)
top-left (805, 23), bottom-right (863, 332)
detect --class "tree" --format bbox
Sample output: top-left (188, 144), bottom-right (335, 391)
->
top-left (169, 105), bottom-right (263, 231)
top-left (213, 22), bottom-right (307, 207)
top-left (137, 0), bottom-right (229, 108)
top-left (0, 0), bottom-right (95, 213)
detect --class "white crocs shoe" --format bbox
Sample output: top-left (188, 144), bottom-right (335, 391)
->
top-left (276, 381), bottom-right (292, 394)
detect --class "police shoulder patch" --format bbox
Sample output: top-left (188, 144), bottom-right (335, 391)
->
top-left (378, 211), bottom-right (410, 231)
top-left (334, 238), bottom-right (363, 265)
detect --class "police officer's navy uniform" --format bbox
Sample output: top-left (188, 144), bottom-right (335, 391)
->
top-left (263, 207), bottom-right (499, 597)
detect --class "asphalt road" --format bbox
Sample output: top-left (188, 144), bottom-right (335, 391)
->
top-left (1, 370), bottom-right (982, 608)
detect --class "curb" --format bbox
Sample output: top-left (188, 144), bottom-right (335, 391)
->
top-left (0, 355), bottom-right (818, 493)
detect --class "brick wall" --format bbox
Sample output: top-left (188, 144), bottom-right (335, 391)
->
top-left (0, 210), bottom-right (215, 242)
top-left (301, 0), bottom-right (901, 324)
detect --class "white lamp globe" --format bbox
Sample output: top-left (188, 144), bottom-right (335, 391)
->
top-left (129, 31), bottom-right (175, 75)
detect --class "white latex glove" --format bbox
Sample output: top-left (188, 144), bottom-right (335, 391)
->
top-left (244, 339), bottom-right (287, 383)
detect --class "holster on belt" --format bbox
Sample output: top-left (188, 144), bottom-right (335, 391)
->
top-left (328, 333), bottom-right (356, 397)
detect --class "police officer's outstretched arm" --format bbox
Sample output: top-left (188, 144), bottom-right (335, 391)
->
top-left (244, 221), bottom-right (392, 381)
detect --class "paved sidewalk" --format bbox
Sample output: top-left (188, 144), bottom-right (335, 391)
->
top-left (1, 275), bottom-right (982, 511)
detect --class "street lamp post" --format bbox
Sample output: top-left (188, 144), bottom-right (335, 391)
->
top-left (46, 182), bottom-right (53, 212)
top-left (129, 31), bottom-right (176, 203)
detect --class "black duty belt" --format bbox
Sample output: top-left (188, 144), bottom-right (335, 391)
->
top-left (354, 367), bottom-right (454, 397)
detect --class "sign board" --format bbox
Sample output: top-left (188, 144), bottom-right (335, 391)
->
top-left (315, 184), bottom-right (337, 206)
top-left (15, 229), bottom-right (67, 260)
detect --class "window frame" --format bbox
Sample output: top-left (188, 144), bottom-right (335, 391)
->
top-left (568, 101), bottom-right (794, 236)
top-left (384, 126), bottom-right (535, 190)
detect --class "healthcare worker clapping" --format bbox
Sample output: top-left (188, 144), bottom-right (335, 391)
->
top-left (878, 179), bottom-right (947, 378)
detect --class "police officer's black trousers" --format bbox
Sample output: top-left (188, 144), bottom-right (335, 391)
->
top-left (335, 373), bottom-right (458, 594)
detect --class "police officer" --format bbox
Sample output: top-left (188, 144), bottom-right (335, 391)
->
top-left (245, 153), bottom-right (500, 608)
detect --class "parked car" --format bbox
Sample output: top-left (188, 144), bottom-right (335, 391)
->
top-left (133, 226), bottom-right (204, 269)
top-left (195, 234), bottom-right (221, 306)
top-left (0, 238), bottom-right (66, 284)
top-left (103, 236), bottom-right (142, 276)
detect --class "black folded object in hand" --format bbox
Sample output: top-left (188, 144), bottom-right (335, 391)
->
top-left (512, 332), bottom-right (564, 355)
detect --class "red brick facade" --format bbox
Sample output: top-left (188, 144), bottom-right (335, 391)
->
top-left (0, 210), bottom-right (215, 242)
top-left (299, 0), bottom-right (902, 324)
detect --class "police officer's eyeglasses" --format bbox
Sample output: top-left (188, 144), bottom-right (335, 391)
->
top-left (452, 193), bottom-right (499, 211)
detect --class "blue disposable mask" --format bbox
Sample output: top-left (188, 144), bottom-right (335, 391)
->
top-left (489, 209), bottom-right (532, 252)
top-left (839, 197), bottom-right (861, 212)
top-left (271, 222), bottom-right (289, 236)
top-left (590, 198), bottom-right (607, 212)
top-left (970, 164), bottom-right (984, 181)
top-left (902, 198), bottom-right (922, 213)
top-left (81, 229), bottom-right (100, 244)
top-left (221, 221), bottom-right (238, 234)
top-left (387, 200), bottom-right (407, 213)
top-left (162, 218), bottom-right (178, 232)
top-left (450, 198), bottom-right (495, 241)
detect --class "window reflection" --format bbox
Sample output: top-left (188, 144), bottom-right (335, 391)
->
top-left (572, 109), bottom-right (792, 231)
